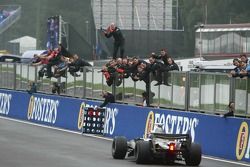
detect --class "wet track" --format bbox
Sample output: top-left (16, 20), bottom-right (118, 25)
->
top-left (0, 117), bottom-right (249, 167)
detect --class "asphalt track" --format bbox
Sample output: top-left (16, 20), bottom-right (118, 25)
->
top-left (0, 117), bottom-right (249, 167)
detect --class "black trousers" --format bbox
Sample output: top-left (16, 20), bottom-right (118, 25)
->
top-left (46, 60), bottom-right (60, 77)
top-left (38, 65), bottom-right (47, 78)
top-left (143, 78), bottom-right (151, 106)
top-left (113, 40), bottom-right (125, 59)
top-left (68, 66), bottom-right (80, 73)
top-left (156, 66), bottom-right (170, 84)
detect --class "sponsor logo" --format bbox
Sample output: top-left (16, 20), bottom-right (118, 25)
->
top-left (0, 93), bottom-right (12, 115)
top-left (236, 122), bottom-right (249, 160)
top-left (78, 102), bottom-right (85, 130)
top-left (144, 111), bottom-right (154, 138)
top-left (27, 96), bottom-right (34, 119)
top-left (144, 111), bottom-right (199, 142)
top-left (104, 107), bottom-right (118, 135)
top-left (27, 96), bottom-right (59, 124)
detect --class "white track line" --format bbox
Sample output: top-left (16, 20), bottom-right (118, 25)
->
top-left (202, 155), bottom-right (250, 166)
top-left (0, 116), bottom-right (250, 166)
top-left (0, 116), bottom-right (112, 141)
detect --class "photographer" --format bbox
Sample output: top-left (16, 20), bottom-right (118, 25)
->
top-left (52, 82), bottom-right (60, 95)
top-left (223, 101), bottom-right (235, 117)
top-left (27, 81), bottom-right (37, 94)
top-left (100, 91), bottom-right (115, 108)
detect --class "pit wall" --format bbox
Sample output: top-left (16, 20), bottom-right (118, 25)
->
top-left (0, 89), bottom-right (249, 162)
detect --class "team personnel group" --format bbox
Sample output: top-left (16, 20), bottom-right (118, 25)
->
top-left (31, 22), bottom-right (179, 106)
top-left (100, 23), bottom-right (179, 106)
top-left (29, 22), bottom-right (250, 108)
top-left (32, 44), bottom-right (92, 79)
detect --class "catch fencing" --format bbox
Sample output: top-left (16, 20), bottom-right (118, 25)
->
top-left (0, 62), bottom-right (249, 117)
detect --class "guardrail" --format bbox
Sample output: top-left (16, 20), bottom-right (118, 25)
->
top-left (0, 62), bottom-right (249, 117)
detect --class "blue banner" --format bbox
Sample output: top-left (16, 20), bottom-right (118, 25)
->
top-left (46, 16), bottom-right (60, 49)
top-left (0, 89), bottom-right (250, 162)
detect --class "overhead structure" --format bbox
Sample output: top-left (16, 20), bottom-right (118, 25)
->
top-left (46, 15), bottom-right (69, 50)
top-left (195, 23), bottom-right (250, 60)
top-left (92, 0), bottom-right (180, 31)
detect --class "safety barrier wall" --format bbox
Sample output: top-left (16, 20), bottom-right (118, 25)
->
top-left (0, 89), bottom-right (250, 163)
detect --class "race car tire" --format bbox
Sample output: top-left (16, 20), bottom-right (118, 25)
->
top-left (135, 140), bottom-right (152, 164)
top-left (185, 143), bottom-right (202, 166)
top-left (112, 136), bottom-right (127, 159)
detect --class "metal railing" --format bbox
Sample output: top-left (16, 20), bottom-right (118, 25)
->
top-left (0, 62), bottom-right (249, 117)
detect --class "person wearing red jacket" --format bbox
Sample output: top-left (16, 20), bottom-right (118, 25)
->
top-left (46, 47), bottom-right (61, 78)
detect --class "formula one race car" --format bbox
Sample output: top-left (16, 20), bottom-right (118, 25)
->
top-left (112, 131), bottom-right (202, 166)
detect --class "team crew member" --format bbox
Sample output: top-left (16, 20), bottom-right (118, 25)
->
top-left (102, 23), bottom-right (125, 59)
top-left (223, 101), bottom-right (235, 117)
top-left (100, 91), bottom-right (115, 108)
top-left (46, 47), bottom-right (61, 78)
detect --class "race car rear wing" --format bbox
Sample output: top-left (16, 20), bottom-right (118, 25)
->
top-left (150, 133), bottom-right (191, 141)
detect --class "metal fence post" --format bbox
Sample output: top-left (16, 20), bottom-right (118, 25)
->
top-left (185, 71), bottom-right (190, 111)
top-left (101, 69), bottom-right (104, 92)
top-left (65, 72), bottom-right (68, 94)
top-left (230, 77), bottom-right (235, 103)
top-left (122, 78), bottom-right (125, 103)
top-left (27, 64), bottom-right (30, 86)
top-left (157, 84), bottom-right (160, 107)
top-left (134, 81), bottom-right (136, 103)
top-left (170, 72), bottom-right (174, 108)
top-left (149, 73), bottom-right (152, 106)
top-left (91, 67), bottom-right (94, 99)
top-left (198, 73), bottom-right (201, 112)
top-left (83, 67), bottom-right (87, 98)
top-left (74, 75), bottom-right (76, 97)
top-left (213, 74), bottom-right (216, 114)
top-left (13, 63), bottom-right (16, 90)
top-left (20, 64), bottom-right (23, 89)
top-left (112, 72), bottom-right (117, 101)
top-left (247, 78), bottom-right (250, 116)
top-left (245, 79), bottom-right (248, 116)
top-left (34, 65), bottom-right (38, 84)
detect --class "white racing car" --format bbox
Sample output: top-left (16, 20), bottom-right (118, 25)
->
top-left (112, 127), bottom-right (201, 166)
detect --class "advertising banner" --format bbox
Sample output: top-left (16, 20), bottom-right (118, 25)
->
top-left (0, 89), bottom-right (29, 120)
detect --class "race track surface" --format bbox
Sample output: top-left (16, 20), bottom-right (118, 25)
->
top-left (0, 117), bottom-right (249, 167)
